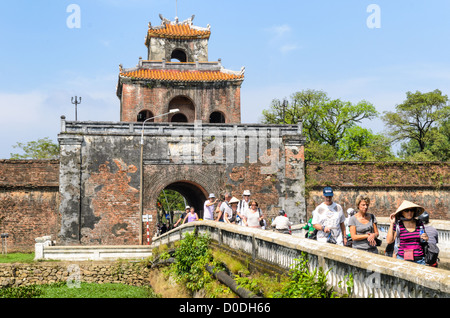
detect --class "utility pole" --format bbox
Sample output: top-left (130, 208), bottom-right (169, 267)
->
top-left (71, 96), bottom-right (82, 121)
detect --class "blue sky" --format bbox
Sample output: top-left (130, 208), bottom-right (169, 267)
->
top-left (1, 0), bottom-right (450, 158)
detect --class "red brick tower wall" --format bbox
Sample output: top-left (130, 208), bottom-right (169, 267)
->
top-left (119, 83), bottom-right (241, 123)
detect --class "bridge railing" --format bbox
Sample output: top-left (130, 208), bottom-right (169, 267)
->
top-left (292, 217), bottom-right (450, 259)
top-left (152, 220), bottom-right (450, 298)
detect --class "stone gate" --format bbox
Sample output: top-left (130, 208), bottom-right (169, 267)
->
top-left (58, 118), bottom-right (306, 245)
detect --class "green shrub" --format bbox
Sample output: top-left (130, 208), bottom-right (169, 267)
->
top-left (172, 232), bottom-right (213, 292)
top-left (273, 253), bottom-right (353, 298)
top-left (0, 285), bottom-right (43, 298)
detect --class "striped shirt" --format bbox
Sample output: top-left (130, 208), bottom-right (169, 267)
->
top-left (396, 220), bottom-right (424, 260)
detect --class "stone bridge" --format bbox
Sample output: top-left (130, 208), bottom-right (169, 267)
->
top-left (152, 220), bottom-right (450, 298)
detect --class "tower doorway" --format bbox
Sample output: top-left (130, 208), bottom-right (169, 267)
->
top-left (209, 111), bottom-right (226, 123)
top-left (156, 181), bottom-right (208, 229)
top-left (137, 110), bottom-right (154, 122)
top-left (171, 49), bottom-right (188, 62)
top-left (168, 96), bottom-right (195, 123)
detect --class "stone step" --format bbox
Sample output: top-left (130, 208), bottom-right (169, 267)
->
top-left (38, 245), bottom-right (153, 261)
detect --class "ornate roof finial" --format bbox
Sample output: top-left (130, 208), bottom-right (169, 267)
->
top-left (159, 14), bottom-right (170, 25)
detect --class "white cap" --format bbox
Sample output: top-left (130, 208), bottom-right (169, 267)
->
top-left (243, 190), bottom-right (251, 196)
top-left (185, 206), bottom-right (190, 210)
top-left (347, 208), bottom-right (356, 216)
top-left (209, 193), bottom-right (215, 198)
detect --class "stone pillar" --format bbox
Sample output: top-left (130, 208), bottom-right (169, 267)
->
top-left (34, 235), bottom-right (53, 260)
top-left (282, 134), bottom-right (307, 224)
top-left (58, 134), bottom-right (84, 245)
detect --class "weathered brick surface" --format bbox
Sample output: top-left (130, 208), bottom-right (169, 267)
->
top-left (0, 160), bottom-right (59, 188)
top-left (82, 159), bottom-right (140, 245)
top-left (0, 160), bottom-right (60, 252)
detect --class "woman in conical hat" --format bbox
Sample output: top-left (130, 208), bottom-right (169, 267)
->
top-left (386, 200), bottom-right (428, 265)
top-left (224, 197), bottom-right (240, 224)
top-left (392, 200), bottom-right (425, 219)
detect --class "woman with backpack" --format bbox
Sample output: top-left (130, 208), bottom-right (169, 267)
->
top-left (386, 200), bottom-right (429, 265)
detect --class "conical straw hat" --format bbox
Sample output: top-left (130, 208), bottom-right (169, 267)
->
top-left (394, 200), bottom-right (424, 218)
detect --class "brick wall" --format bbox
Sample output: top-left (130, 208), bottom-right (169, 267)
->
top-left (306, 162), bottom-right (450, 220)
top-left (120, 83), bottom-right (241, 123)
top-left (0, 160), bottom-right (60, 252)
top-left (1, 158), bottom-right (448, 252)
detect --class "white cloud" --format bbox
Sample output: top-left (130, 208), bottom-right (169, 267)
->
top-left (265, 24), bottom-right (299, 55)
top-left (280, 44), bottom-right (299, 54)
top-left (267, 24), bottom-right (292, 37)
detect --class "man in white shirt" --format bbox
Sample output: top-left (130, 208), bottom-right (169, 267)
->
top-left (216, 193), bottom-right (232, 222)
top-left (203, 193), bottom-right (218, 221)
top-left (271, 210), bottom-right (293, 234)
top-left (237, 190), bottom-right (251, 226)
top-left (312, 187), bottom-right (347, 246)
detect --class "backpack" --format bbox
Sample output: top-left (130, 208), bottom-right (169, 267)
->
top-left (423, 241), bottom-right (440, 265)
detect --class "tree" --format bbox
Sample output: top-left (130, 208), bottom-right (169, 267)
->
top-left (382, 89), bottom-right (450, 153)
top-left (10, 137), bottom-right (59, 159)
top-left (157, 189), bottom-right (186, 212)
top-left (337, 126), bottom-right (394, 161)
top-left (262, 89), bottom-right (380, 160)
top-left (398, 118), bottom-right (450, 161)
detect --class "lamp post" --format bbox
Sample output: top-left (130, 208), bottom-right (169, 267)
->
top-left (71, 96), bottom-right (81, 121)
top-left (138, 109), bottom-right (179, 245)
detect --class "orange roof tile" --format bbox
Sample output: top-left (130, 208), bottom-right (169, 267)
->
top-left (120, 69), bottom-right (244, 82)
top-left (147, 24), bottom-right (211, 40)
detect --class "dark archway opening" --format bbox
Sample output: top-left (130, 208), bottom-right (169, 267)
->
top-left (169, 96), bottom-right (195, 122)
top-left (209, 111), bottom-right (226, 123)
top-left (171, 49), bottom-right (187, 62)
top-left (156, 181), bottom-right (207, 232)
top-left (137, 110), bottom-right (154, 122)
top-left (171, 113), bottom-right (188, 123)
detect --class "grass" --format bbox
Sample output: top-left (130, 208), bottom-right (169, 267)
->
top-left (0, 282), bottom-right (160, 298)
top-left (35, 282), bottom-right (160, 298)
top-left (0, 253), bottom-right (35, 263)
top-left (0, 252), bottom-right (161, 298)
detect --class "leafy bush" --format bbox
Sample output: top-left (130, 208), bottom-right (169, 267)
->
top-left (0, 285), bottom-right (43, 298)
top-left (273, 253), bottom-right (353, 298)
top-left (172, 232), bottom-right (214, 292)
